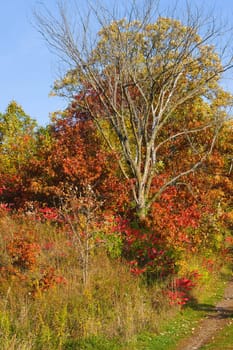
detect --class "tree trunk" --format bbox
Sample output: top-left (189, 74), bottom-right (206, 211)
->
top-left (136, 204), bottom-right (148, 223)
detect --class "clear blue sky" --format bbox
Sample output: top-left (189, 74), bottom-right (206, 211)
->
top-left (0, 0), bottom-right (233, 126)
top-left (0, 0), bottom-right (65, 125)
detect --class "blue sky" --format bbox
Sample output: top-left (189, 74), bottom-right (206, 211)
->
top-left (0, 0), bottom-right (65, 125)
top-left (0, 0), bottom-right (233, 126)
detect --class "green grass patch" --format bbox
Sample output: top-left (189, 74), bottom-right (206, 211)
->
top-left (63, 336), bottom-right (122, 350)
top-left (123, 308), bottom-right (203, 350)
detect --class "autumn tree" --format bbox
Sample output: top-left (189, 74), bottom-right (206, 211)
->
top-left (0, 101), bottom-right (38, 206)
top-left (24, 109), bottom-right (129, 211)
top-left (0, 101), bottom-right (37, 173)
top-left (35, 1), bottom-right (233, 219)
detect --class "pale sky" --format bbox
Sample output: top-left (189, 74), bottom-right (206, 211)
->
top-left (0, 0), bottom-right (233, 125)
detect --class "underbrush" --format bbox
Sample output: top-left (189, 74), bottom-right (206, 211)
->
top-left (0, 214), bottom-right (162, 349)
top-left (0, 213), bottom-right (231, 350)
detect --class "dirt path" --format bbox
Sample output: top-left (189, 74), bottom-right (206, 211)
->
top-left (176, 281), bottom-right (233, 350)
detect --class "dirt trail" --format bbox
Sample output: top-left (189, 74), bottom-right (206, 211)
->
top-left (176, 281), bottom-right (233, 350)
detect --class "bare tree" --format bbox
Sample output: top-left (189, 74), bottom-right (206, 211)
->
top-left (34, 0), bottom-right (233, 220)
top-left (60, 186), bottom-right (102, 286)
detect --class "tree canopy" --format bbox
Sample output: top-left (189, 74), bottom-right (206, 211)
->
top-left (35, 1), bottom-right (233, 219)
top-left (0, 101), bottom-right (37, 174)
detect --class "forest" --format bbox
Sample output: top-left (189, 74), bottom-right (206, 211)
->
top-left (0, 2), bottom-right (233, 349)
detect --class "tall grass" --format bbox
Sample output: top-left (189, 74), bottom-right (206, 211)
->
top-left (0, 214), bottom-right (166, 349)
top-left (0, 212), bottom-right (230, 349)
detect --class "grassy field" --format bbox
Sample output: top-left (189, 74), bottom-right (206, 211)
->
top-left (0, 213), bottom-right (231, 350)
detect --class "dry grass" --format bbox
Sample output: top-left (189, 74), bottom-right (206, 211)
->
top-left (0, 213), bottom-right (167, 349)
